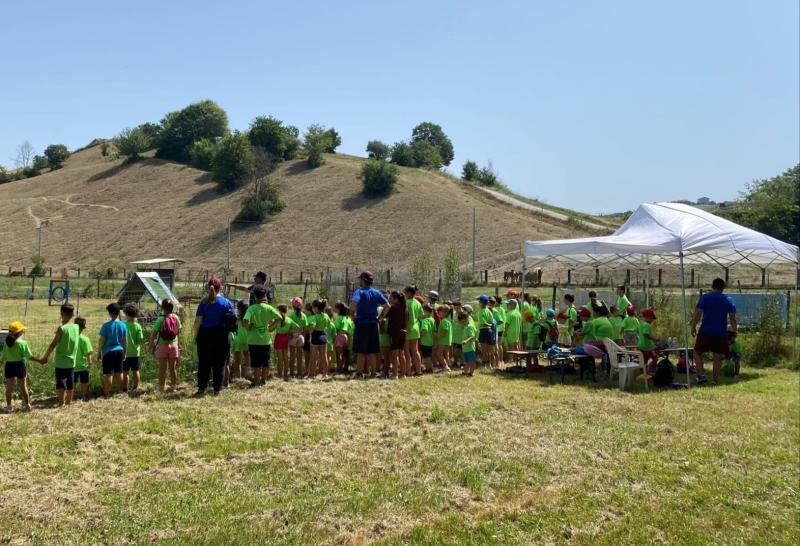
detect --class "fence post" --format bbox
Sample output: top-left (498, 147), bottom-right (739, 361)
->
top-left (658, 268), bottom-right (662, 287)
top-left (737, 279), bottom-right (742, 292)
top-left (77, 267), bottom-right (80, 277)
top-left (387, 269), bottom-right (391, 285)
top-left (551, 284), bottom-right (557, 309)
top-left (760, 268), bottom-right (766, 288)
top-left (49, 267), bottom-right (52, 277)
top-left (690, 269), bottom-right (694, 287)
top-left (300, 271), bottom-right (304, 282)
top-left (279, 271), bottom-right (283, 283)
top-left (484, 269), bottom-right (489, 286)
top-left (96, 277), bottom-right (100, 296)
top-left (625, 269), bottom-right (630, 285)
top-left (31, 275), bottom-right (36, 294)
top-left (567, 269), bottom-right (572, 285)
top-left (724, 268), bottom-right (729, 285)
top-left (595, 268), bottom-right (600, 286)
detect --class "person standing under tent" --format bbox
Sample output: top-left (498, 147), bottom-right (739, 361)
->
top-left (615, 285), bottom-right (632, 317)
top-left (193, 277), bottom-right (235, 396)
top-left (350, 271), bottom-right (388, 379)
top-left (690, 278), bottom-right (737, 385)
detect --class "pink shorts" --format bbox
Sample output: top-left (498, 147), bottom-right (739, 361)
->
top-left (288, 334), bottom-right (304, 347)
top-left (274, 333), bottom-right (290, 350)
top-left (334, 333), bottom-right (349, 348)
top-left (155, 343), bottom-right (180, 360)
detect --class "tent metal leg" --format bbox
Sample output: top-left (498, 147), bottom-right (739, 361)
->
top-left (679, 252), bottom-right (691, 387)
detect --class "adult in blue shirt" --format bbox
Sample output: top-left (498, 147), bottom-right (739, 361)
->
top-left (690, 277), bottom-right (737, 385)
top-left (349, 271), bottom-right (388, 378)
top-left (193, 276), bottom-right (234, 395)
top-left (98, 302), bottom-right (128, 398)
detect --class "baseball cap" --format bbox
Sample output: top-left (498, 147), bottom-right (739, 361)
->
top-left (8, 321), bottom-right (25, 335)
top-left (463, 304), bottom-right (474, 313)
top-left (208, 276), bottom-right (222, 290)
top-left (359, 270), bottom-right (373, 283)
top-left (642, 308), bottom-right (656, 320)
top-left (477, 295), bottom-right (490, 304)
top-left (428, 290), bottom-right (439, 300)
top-left (505, 299), bottom-right (517, 306)
top-left (545, 308), bottom-right (556, 317)
top-left (578, 307), bottom-right (591, 318)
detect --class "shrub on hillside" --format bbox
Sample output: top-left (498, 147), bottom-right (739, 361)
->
top-left (324, 128), bottom-right (341, 153)
top-left (366, 140), bottom-right (389, 160)
top-left (475, 163), bottom-right (499, 186)
top-left (188, 138), bottom-right (217, 171)
top-left (411, 121), bottom-right (454, 166)
top-left (31, 155), bottom-right (49, 174)
top-left (360, 159), bottom-right (399, 197)
top-left (115, 127), bottom-right (151, 161)
top-left (304, 124), bottom-right (333, 168)
top-left (31, 255), bottom-right (45, 277)
top-left (156, 100), bottom-right (229, 162)
top-left (461, 160), bottom-right (478, 181)
top-left (212, 131), bottom-right (253, 191)
top-left (389, 142), bottom-right (415, 167)
top-left (44, 144), bottom-right (69, 169)
top-left (137, 122), bottom-right (162, 148)
top-left (248, 116), bottom-right (301, 161)
top-left (236, 177), bottom-right (285, 222)
top-left (411, 140), bottom-right (442, 170)
top-left (0, 166), bottom-right (11, 184)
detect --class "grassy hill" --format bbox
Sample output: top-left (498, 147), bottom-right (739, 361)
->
top-left (0, 143), bottom-right (596, 274)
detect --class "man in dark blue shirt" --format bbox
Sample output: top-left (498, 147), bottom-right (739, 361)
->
top-left (350, 271), bottom-right (388, 378)
top-left (690, 278), bottom-right (737, 384)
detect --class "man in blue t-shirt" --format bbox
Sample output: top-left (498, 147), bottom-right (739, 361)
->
top-left (349, 271), bottom-right (388, 377)
top-left (690, 278), bottom-right (737, 385)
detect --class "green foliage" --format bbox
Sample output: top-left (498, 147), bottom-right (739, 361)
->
top-left (0, 165), bottom-right (10, 184)
top-left (31, 155), bottom-right (49, 174)
top-left (443, 245), bottom-right (462, 293)
top-left (475, 163), bottom-right (499, 186)
top-left (410, 254), bottom-right (434, 287)
top-left (717, 164), bottom-right (799, 246)
top-left (461, 160), bottom-right (479, 181)
top-left (30, 255), bottom-right (45, 277)
top-left (366, 140), bottom-right (389, 160)
top-left (188, 138), bottom-right (217, 171)
top-left (324, 128), bottom-right (341, 153)
top-left (360, 158), bottom-right (399, 197)
top-left (411, 121), bottom-right (454, 166)
top-left (212, 131), bottom-right (253, 191)
top-left (156, 100), bottom-right (229, 162)
top-left (743, 298), bottom-right (790, 366)
top-left (303, 124), bottom-right (333, 168)
top-left (248, 116), bottom-right (301, 161)
top-left (389, 142), bottom-right (415, 167)
top-left (43, 144), bottom-right (69, 169)
top-left (137, 122), bottom-right (162, 147)
top-left (411, 139), bottom-right (442, 170)
top-left (115, 127), bottom-right (151, 161)
top-left (236, 177), bottom-right (285, 223)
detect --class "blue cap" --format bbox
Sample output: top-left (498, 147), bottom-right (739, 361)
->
top-left (545, 308), bottom-right (556, 317)
top-left (477, 295), bottom-right (490, 303)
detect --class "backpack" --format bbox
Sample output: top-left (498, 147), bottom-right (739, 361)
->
top-left (222, 310), bottom-right (239, 333)
top-left (653, 357), bottom-right (674, 387)
top-left (160, 314), bottom-right (179, 341)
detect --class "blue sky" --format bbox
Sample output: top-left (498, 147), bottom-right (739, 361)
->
top-left (1, 0), bottom-right (797, 213)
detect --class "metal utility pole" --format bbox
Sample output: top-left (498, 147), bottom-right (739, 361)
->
top-left (472, 208), bottom-right (476, 274)
top-left (36, 219), bottom-right (49, 257)
top-left (226, 219), bottom-right (232, 276)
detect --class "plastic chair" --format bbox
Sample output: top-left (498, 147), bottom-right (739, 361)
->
top-left (602, 338), bottom-right (648, 392)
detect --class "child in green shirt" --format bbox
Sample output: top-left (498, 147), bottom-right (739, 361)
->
top-left (637, 308), bottom-right (658, 367)
top-left (460, 312), bottom-right (478, 376)
top-left (622, 306), bottom-right (639, 346)
top-left (436, 304), bottom-right (453, 372)
top-left (420, 304), bottom-right (436, 372)
top-left (37, 303), bottom-right (80, 407)
top-left (122, 303), bottom-right (144, 393)
top-left (333, 303), bottom-right (353, 374)
top-left (2, 321), bottom-right (32, 412)
top-left (74, 317), bottom-right (94, 402)
top-left (231, 300), bottom-right (250, 381)
top-left (609, 305), bottom-right (625, 344)
top-left (272, 304), bottom-right (297, 381)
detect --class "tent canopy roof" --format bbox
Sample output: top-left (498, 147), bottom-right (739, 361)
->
top-left (130, 258), bottom-right (185, 265)
top-left (525, 202), bottom-right (798, 268)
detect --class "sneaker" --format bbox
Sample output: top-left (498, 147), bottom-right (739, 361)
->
top-left (212, 390), bottom-right (220, 396)
top-left (696, 374), bottom-right (708, 384)
top-left (3, 405), bottom-right (12, 413)
top-left (352, 373), bottom-right (364, 380)
top-left (22, 404), bottom-right (31, 412)
top-left (192, 390), bottom-right (205, 398)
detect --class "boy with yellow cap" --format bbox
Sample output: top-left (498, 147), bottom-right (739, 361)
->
top-left (2, 321), bottom-right (32, 412)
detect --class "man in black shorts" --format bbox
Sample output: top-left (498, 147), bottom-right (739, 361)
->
top-left (690, 278), bottom-right (737, 385)
top-left (349, 271), bottom-right (388, 378)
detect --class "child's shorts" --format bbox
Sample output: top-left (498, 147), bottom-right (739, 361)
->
top-left (123, 356), bottom-right (140, 372)
top-left (310, 331), bottom-right (328, 346)
top-left (334, 333), bottom-right (348, 348)
top-left (75, 370), bottom-right (90, 384)
top-left (464, 351), bottom-right (478, 363)
top-left (623, 331), bottom-right (638, 344)
top-left (303, 335), bottom-right (311, 352)
top-left (274, 333), bottom-right (290, 350)
top-left (421, 345), bottom-right (433, 358)
top-left (55, 368), bottom-right (75, 390)
top-left (4, 361), bottom-right (26, 379)
top-left (102, 350), bottom-right (124, 375)
top-left (155, 343), bottom-right (181, 360)
top-left (730, 352), bottom-right (741, 364)
top-left (248, 345), bottom-right (271, 368)
top-left (452, 343), bottom-right (462, 351)
top-left (289, 334), bottom-right (304, 348)
top-left (478, 329), bottom-right (495, 345)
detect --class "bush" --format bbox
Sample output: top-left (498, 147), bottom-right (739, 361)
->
top-left (475, 164), bottom-right (499, 186)
top-left (411, 140), bottom-right (442, 169)
top-left (236, 177), bottom-right (285, 222)
top-left (31, 155), bottom-right (49, 174)
top-left (156, 100), bottom-right (229, 162)
top-left (411, 121), bottom-right (454, 166)
top-left (248, 116), bottom-right (301, 161)
top-left (743, 298), bottom-right (791, 366)
top-left (0, 166), bottom-right (11, 184)
top-left (366, 140), bottom-right (389, 160)
top-left (115, 127), bottom-right (151, 161)
top-left (43, 144), bottom-right (69, 169)
top-left (304, 124), bottom-right (333, 168)
top-left (324, 128), bottom-right (341, 153)
top-left (462, 160), bottom-right (479, 181)
top-left (31, 255), bottom-right (45, 277)
top-left (389, 142), bottom-right (415, 167)
top-left (360, 159), bottom-right (398, 197)
top-left (188, 138), bottom-right (217, 170)
top-left (212, 131), bottom-right (253, 191)
top-left (137, 122), bottom-right (162, 148)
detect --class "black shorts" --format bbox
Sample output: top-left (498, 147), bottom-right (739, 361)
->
top-left (248, 344), bottom-right (272, 368)
top-left (389, 332), bottom-right (405, 351)
top-left (311, 331), bottom-right (328, 346)
top-left (497, 331), bottom-right (504, 339)
top-left (478, 329), bottom-right (495, 345)
top-left (4, 361), bottom-right (26, 379)
top-left (452, 343), bottom-right (462, 351)
top-left (123, 356), bottom-right (140, 372)
top-left (353, 322), bottom-right (380, 355)
top-left (75, 370), bottom-right (90, 384)
top-left (55, 368), bottom-right (75, 390)
top-left (102, 350), bottom-right (124, 375)
top-left (694, 332), bottom-right (730, 357)
top-left (303, 335), bottom-right (311, 353)
top-left (421, 345), bottom-right (433, 358)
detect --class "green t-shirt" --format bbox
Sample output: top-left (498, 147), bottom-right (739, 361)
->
top-left (622, 316), bottom-right (640, 333)
top-left (152, 314), bottom-right (183, 346)
top-left (504, 309), bottom-right (521, 342)
top-left (55, 323), bottom-right (80, 368)
top-left (312, 312), bottom-right (332, 332)
top-left (244, 303), bottom-right (281, 346)
top-left (492, 306), bottom-right (506, 333)
top-left (334, 315), bottom-right (351, 334)
top-left (462, 323), bottom-right (477, 353)
top-left (1, 338), bottom-right (32, 363)
top-left (592, 317), bottom-right (614, 341)
top-left (406, 298), bottom-right (423, 340)
top-left (290, 311), bottom-right (307, 332)
top-left (543, 318), bottom-right (558, 343)
top-left (420, 316), bottom-right (435, 347)
top-left (378, 306), bottom-right (390, 347)
top-left (326, 319), bottom-right (336, 348)
top-left (610, 316), bottom-right (624, 338)
top-left (638, 322), bottom-right (655, 351)
top-left (125, 321), bottom-right (144, 357)
top-left (581, 320), bottom-right (595, 343)
top-left (730, 337), bottom-right (742, 354)
top-left (75, 335), bottom-right (93, 371)
top-left (452, 318), bottom-right (464, 344)
top-left (566, 305), bottom-right (578, 325)
top-left (437, 318), bottom-right (453, 346)
top-left (617, 295), bottom-right (632, 314)
top-left (274, 315), bottom-right (297, 335)
top-left (477, 307), bottom-right (494, 330)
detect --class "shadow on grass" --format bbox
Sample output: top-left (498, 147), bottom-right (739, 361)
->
top-left (284, 160), bottom-right (312, 176)
top-left (87, 157), bottom-right (162, 182)
top-left (186, 185), bottom-right (224, 207)
top-left (341, 192), bottom-right (386, 211)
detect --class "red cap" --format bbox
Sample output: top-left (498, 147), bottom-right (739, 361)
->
top-left (642, 308), bottom-right (656, 319)
top-left (626, 304), bottom-right (635, 316)
top-left (578, 307), bottom-right (591, 318)
top-left (208, 276), bottom-right (221, 290)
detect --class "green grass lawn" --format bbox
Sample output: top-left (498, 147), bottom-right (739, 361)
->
top-left (0, 360), bottom-right (797, 544)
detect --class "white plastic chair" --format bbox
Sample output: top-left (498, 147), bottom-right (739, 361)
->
top-left (602, 338), bottom-right (648, 392)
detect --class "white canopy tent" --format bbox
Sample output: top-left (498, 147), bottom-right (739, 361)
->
top-left (524, 202), bottom-right (799, 386)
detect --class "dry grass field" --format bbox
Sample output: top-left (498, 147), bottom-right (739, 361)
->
top-left (0, 144), bottom-right (594, 274)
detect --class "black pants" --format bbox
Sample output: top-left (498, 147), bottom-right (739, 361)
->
top-left (197, 327), bottom-right (229, 393)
